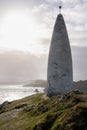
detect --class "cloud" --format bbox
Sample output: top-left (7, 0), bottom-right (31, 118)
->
top-left (30, 0), bottom-right (87, 48)
top-left (0, 0), bottom-right (87, 48)
top-left (0, 51), bottom-right (47, 84)
top-left (0, 0), bottom-right (87, 81)
top-left (72, 46), bottom-right (87, 81)
top-left (0, 46), bottom-right (87, 83)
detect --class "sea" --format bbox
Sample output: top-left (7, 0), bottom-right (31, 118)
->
top-left (0, 85), bottom-right (44, 104)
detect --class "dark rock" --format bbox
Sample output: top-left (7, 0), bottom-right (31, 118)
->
top-left (15, 104), bottom-right (27, 109)
top-left (42, 106), bottom-right (49, 113)
top-left (72, 89), bottom-right (82, 94)
top-left (0, 101), bottom-right (9, 113)
top-left (35, 89), bottom-right (39, 93)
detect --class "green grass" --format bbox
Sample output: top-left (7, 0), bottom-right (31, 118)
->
top-left (0, 92), bottom-right (87, 130)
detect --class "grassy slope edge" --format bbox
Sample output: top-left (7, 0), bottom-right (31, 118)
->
top-left (0, 92), bottom-right (87, 130)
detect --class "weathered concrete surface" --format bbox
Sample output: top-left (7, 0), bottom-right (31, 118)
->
top-left (46, 14), bottom-right (73, 96)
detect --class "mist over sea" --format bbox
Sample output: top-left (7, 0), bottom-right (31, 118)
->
top-left (0, 85), bottom-right (44, 104)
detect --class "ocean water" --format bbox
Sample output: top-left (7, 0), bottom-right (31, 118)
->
top-left (0, 85), bottom-right (44, 104)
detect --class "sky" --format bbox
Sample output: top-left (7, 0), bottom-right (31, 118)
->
top-left (0, 0), bottom-right (87, 83)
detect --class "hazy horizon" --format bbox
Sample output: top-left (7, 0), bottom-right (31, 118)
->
top-left (0, 0), bottom-right (87, 84)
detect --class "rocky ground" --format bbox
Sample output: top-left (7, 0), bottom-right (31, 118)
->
top-left (0, 90), bottom-right (87, 130)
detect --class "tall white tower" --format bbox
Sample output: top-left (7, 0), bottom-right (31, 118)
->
top-left (46, 7), bottom-right (73, 96)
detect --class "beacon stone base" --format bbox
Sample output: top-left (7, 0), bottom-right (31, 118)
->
top-left (45, 13), bottom-right (73, 96)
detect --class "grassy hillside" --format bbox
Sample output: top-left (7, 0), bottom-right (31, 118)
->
top-left (0, 91), bottom-right (87, 130)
